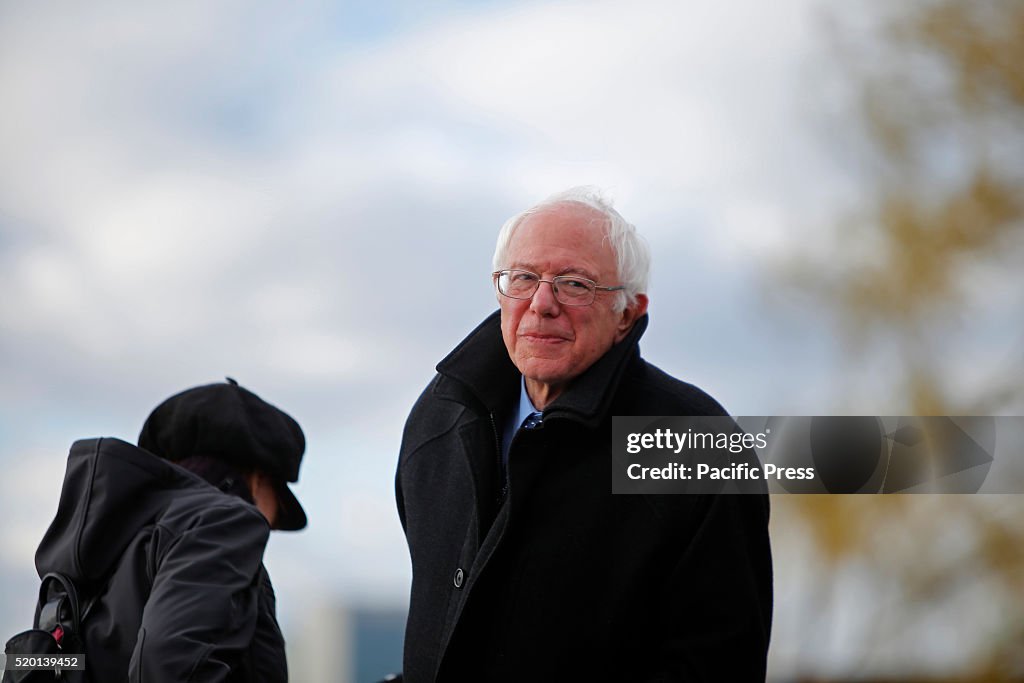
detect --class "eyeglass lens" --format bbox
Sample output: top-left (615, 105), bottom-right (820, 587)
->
top-left (497, 270), bottom-right (596, 305)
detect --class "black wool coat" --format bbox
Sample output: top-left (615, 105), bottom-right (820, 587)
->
top-left (396, 312), bottom-right (773, 682)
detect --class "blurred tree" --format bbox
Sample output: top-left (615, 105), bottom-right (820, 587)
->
top-left (774, 0), bottom-right (1024, 680)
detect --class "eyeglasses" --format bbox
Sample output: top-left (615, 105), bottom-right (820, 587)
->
top-left (493, 269), bottom-right (624, 307)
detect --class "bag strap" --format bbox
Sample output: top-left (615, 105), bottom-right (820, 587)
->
top-left (34, 573), bottom-right (83, 641)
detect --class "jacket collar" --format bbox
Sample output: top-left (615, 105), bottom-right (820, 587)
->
top-left (435, 310), bottom-right (519, 414)
top-left (436, 310), bottom-right (649, 428)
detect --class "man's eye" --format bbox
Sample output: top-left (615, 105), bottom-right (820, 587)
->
top-left (512, 272), bottom-right (538, 282)
top-left (561, 279), bottom-right (589, 290)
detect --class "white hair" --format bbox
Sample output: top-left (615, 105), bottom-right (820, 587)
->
top-left (492, 186), bottom-right (650, 312)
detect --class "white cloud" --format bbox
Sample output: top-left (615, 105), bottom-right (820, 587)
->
top-left (0, 447), bottom-right (69, 572)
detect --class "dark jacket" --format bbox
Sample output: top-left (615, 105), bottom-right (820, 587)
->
top-left (396, 312), bottom-right (773, 682)
top-left (34, 437), bottom-right (287, 683)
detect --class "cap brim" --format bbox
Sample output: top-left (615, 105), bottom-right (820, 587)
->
top-left (274, 481), bottom-right (307, 531)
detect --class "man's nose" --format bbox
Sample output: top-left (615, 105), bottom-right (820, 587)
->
top-left (530, 279), bottom-right (561, 316)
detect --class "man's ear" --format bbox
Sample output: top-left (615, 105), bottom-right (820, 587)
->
top-left (614, 294), bottom-right (649, 343)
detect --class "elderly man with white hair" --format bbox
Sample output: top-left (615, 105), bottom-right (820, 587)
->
top-left (396, 187), bottom-right (772, 682)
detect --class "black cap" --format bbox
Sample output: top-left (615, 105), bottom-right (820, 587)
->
top-left (139, 378), bottom-right (307, 530)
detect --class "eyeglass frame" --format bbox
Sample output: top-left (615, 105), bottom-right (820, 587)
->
top-left (492, 268), bottom-right (625, 307)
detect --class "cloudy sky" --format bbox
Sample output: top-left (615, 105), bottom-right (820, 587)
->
top-left (3, 0), bottom-right (1018, 677)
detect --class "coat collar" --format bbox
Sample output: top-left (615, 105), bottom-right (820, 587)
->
top-left (436, 310), bottom-right (649, 428)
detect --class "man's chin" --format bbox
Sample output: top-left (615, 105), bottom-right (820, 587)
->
top-left (518, 361), bottom-right (574, 387)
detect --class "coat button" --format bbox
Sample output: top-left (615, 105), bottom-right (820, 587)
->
top-left (453, 568), bottom-right (465, 588)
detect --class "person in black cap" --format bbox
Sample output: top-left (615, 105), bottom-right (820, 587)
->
top-left (138, 376), bottom-right (308, 531)
top-left (31, 378), bottom-right (305, 682)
